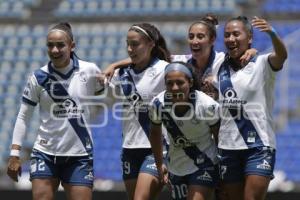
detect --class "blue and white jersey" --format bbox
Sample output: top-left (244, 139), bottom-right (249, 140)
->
top-left (216, 54), bottom-right (277, 150)
top-left (171, 51), bottom-right (225, 81)
top-left (149, 90), bottom-right (219, 176)
top-left (22, 56), bottom-right (103, 156)
top-left (109, 58), bottom-right (169, 149)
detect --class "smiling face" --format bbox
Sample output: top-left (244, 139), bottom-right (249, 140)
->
top-left (47, 30), bottom-right (74, 68)
top-left (127, 30), bottom-right (154, 68)
top-left (224, 20), bottom-right (252, 60)
top-left (188, 23), bottom-right (215, 58)
top-left (165, 71), bottom-right (193, 104)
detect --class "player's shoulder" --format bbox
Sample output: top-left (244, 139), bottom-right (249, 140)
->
top-left (153, 59), bottom-right (169, 69)
top-left (78, 59), bottom-right (100, 73)
top-left (195, 90), bottom-right (217, 104)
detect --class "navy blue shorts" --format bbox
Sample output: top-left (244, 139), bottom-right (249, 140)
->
top-left (121, 148), bottom-right (165, 180)
top-left (218, 146), bottom-right (276, 183)
top-left (30, 149), bottom-right (94, 187)
top-left (169, 165), bottom-right (219, 200)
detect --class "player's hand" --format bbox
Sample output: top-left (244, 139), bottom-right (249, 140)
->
top-left (103, 64), bottom-right (116, 81)
top-left (7, 156), bottom-right (22, 182)
top-left (201, 76), bottom-right (218, 100)
top-left (240, 48), bottom-right (257, 66)
top-left (96, 72), bottom-right (108, 86)
top-left (251, 16), bottom-right (273, 34)
top-left (158, 164), bottom-right (169, 185)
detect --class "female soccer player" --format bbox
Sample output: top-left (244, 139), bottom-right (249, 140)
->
top-left (7, 22), bottom-right (103, 200)
top-left (149, 61), bottom-right (220, 200)
top-left (102, 23), bottom-right (171, 200)
top-left (103, 14), bottom-right (257, 101)
top-left (216, 16), bottom-right (287, 200)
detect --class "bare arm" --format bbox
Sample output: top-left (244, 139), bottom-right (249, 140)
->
top-left (240, 48), bottom-right (258, 66)
top-left (210, 120), bottom-right (220, 145)
top-left (149, 123), bottom-right (168, 184)
top-left (252, 16), bottom-right (288, 70)
top-left (103, 57), bottom-right (132, 80)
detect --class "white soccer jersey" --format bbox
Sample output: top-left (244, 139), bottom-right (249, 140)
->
top-left (21, 57), bottom-right (103, 156)
top-left (109, 58), bottom-right (169, 149)
top-left (171, 51), bottom-right (225, 80)
top-left (149, 90), bottom-right (219, 176)
top-left (216, 54), bottom-right (277, 150)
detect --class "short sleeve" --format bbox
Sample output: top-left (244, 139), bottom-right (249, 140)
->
top-left (89, 64), bottom-right (105, 94)
top-left (148, 98), bottom-right (163, 125)
top-left (22, 74), bottom-right (39, 106)
top-left (196, 94), bottom-right (220, 126)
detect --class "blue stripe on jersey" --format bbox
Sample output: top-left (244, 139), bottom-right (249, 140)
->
top-left (119, 67), bottom-right (150, 137)
top-left (34, 65), bottom-right (93, 155)
top-left (218, 56), bottom-right (263, 148)
top-left (22, 96), bottom-right (37, 106)
top-left (153, 97), bottom-right (214, 169)
top-left (188, 50), bottom-right (215, 78)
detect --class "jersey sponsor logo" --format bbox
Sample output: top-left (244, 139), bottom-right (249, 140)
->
top-left (84, 172), bottom-right (94, 181)
top-left (52, 98), bottom-right (84, 118)
top-left (257, 159), bottom-right (271, 170)
top-left (173, 136), bottom-right (194, 148)
top-left (196, 171), bottom-right (212, 182)
top-left (221, 88), bottom-right (247, 109)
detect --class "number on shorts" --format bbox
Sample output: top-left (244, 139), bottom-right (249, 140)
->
top-left (171, 184), bottom-right (187, 199)
top-left (38, 160), bottom-right (45, 171)
top-left (123, 161), bottom-right (131, 175)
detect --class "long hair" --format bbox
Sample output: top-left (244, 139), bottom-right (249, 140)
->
top-left (129, 23), bottom-right (171, 62)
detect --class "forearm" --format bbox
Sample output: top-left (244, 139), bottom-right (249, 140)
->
top-left (108, 57), bottom-right (132, 70)
top-left (149, 124), bottom-right (164, 168)
top-left (269, 31), bottom-right (288, 69)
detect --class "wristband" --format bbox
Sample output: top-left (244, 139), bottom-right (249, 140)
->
top-left (268, 27), bottom-right (277, 38)
top-left (10, 149), bottom-right (20, 157)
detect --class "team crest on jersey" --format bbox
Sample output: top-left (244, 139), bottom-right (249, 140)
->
top-left (146, 68), bottom-right (157, 77)
top-left (243, 64), bottom-right (254, 74)
top-left (191, 116), bottom-right (201, 124)
top-left (79, 72), bottom-right (87, 82)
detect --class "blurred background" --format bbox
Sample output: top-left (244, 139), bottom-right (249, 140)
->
top-left (0, 0), bottom-right (299, 199)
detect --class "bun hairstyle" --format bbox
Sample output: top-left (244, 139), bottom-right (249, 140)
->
top-left (49, 22), bottom-right (74, 42)
top-left (129, 23), bottom-right (171, 62)
top-left (189, 13), bottom-right (219, 39)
